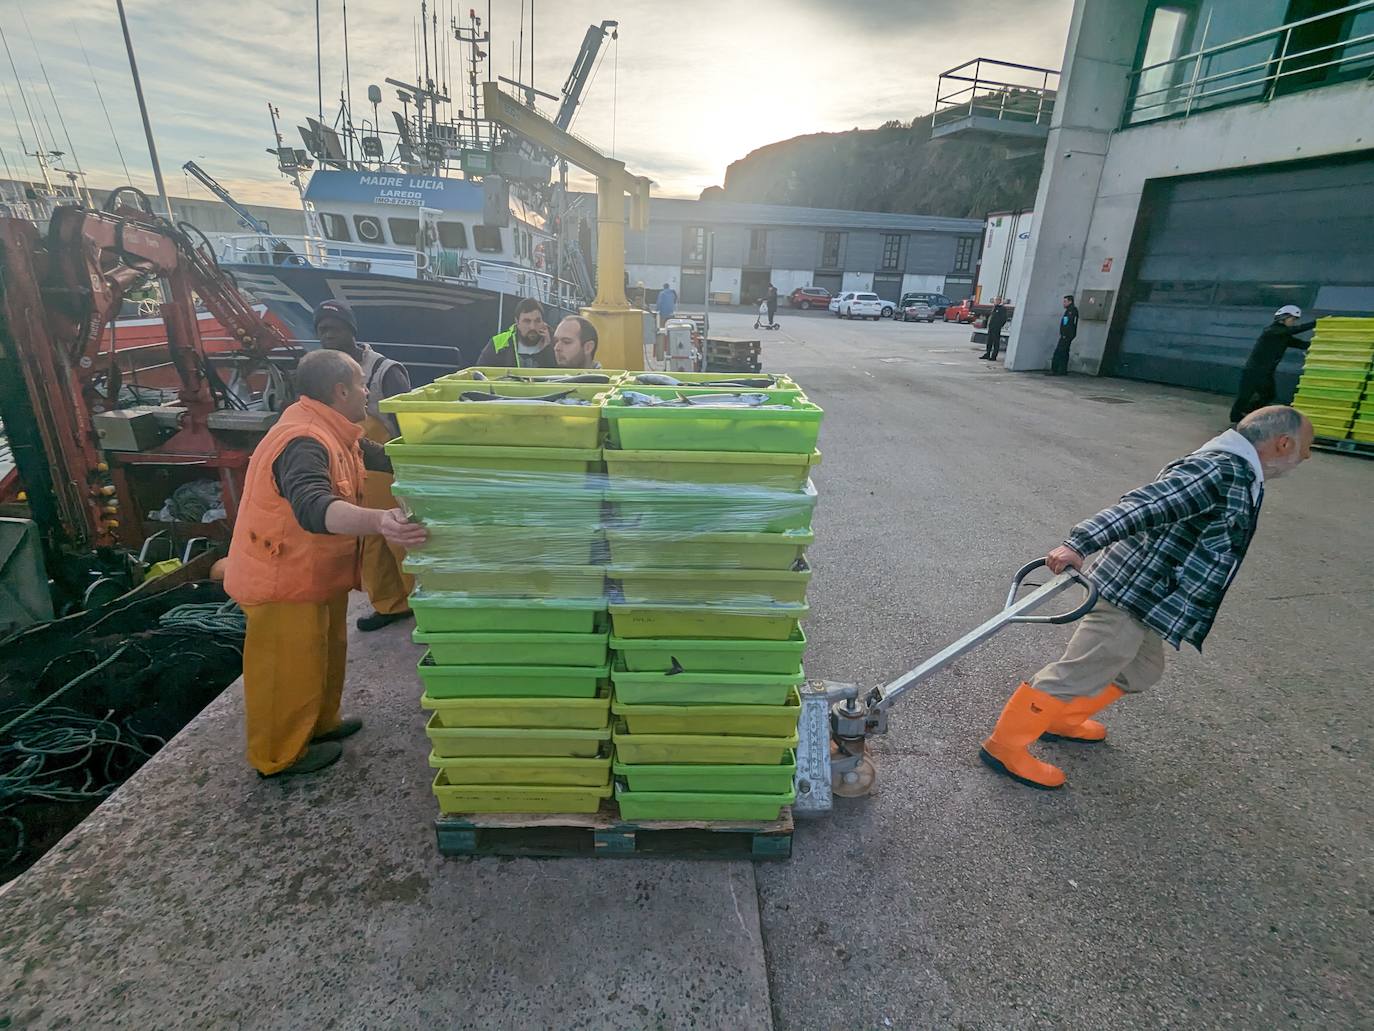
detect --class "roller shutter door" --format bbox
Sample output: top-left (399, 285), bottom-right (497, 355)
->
top-left (1106, 154), bottom-right (1374, 395)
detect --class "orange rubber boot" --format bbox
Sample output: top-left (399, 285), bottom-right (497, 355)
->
top-left (979, 683), bottom-right (1069, 789)
top-left (1042, 684), bottom-right (1125, 743)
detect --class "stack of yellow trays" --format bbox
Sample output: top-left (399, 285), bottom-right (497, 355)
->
top-left (1291, 317), bottom-right (1374, 441)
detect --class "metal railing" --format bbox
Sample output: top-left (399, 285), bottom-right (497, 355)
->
top-left (933, 58), bottom-right (1059, 132)
top-left (218, 236), bottom-right (585, 311)
top-left (1125, 0), bottom-right (1374, 126)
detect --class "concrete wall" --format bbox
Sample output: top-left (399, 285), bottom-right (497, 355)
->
top-left (902, 273), bottom-right (946, 295)
top-left (842, 272), bottom-right (875, 293)
top-left (627, 264), bottom-right (680, 292)
top-left (710, 266), bottom-right (742, 301)
top-left (771, 268), bottom-right (815, 295)
top-left (1007, 0), bottom-right (1374, 373)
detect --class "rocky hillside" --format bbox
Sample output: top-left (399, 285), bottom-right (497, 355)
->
top-left (701, 113), bottom-right (1041, 218)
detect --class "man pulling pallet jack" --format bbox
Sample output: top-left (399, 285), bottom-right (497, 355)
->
top-left (795, 406), bottom-right (1314, 809)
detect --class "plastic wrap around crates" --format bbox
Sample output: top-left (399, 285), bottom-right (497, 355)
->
top-left (386, 442), bottom-right (602, 485)
top-left (609, 562), bottom-right (812, 606)
top-left (602, 448), bottom-right (821, 490)
top-left (605, 529), bottom-right (812, 571)
top-left (391, 474), bottom-right (605, 526)
top-left (606, 480), bottom-right (818, 535)
top-left (404, 560), bottom-right (607, 599)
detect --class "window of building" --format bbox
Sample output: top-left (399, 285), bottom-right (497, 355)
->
top-left (954, 236), bottom-right (976, 272)
top-left (319, 212), bottom-right (350, 242)
top-left (882, 234), bottom-right (902, 270)
top-left (353, 215), bottom-right (383, 243)
top-left (749, 228), bottom-right (768, 265)
top-left (821, 232), bottom-right (843, 268)
top-left (438, 222), bottom-right (467, 249)
top-left (473, 225), bottom-right (503, 253)
top-left (387, 217), bottom-right (419, 247)
top-left (683, 226), bottom-right (707, 264)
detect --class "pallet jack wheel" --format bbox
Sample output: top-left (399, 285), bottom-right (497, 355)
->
top-left (831, 754), bottom-right (878, 798)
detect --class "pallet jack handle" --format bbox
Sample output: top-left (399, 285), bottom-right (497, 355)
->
top-left (1003, 558), bottom-right (1099, 624)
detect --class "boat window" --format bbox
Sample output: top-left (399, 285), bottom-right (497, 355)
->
top-left (387, 217), bottom-right (419, 247)
top-left (473, 225), bottom-right (503, 253)
top-left (319, 212), bottom-right (350, 242)
top-left (438, 222), bottom-right (467, 248)
top-left (353, 215), bottom-right (383, 243)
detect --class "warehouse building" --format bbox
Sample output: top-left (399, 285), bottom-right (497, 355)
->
top-left (995, 0), bottom-right (1374, 397)
top-left (609, 196), bottom-right (985, 307)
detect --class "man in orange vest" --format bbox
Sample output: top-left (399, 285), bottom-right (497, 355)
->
top-left (314, 300), bottom-right (416, 632)
top-left (225, 349), bottom-right (427, 777)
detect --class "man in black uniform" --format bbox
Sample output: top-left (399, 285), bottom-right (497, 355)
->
top-left (981, 298), bottom-right (1009, 360)
top-left (1049, 294), bottom-right (1079, 375)
top-left (1230, 304), bottom-right (1316, 424)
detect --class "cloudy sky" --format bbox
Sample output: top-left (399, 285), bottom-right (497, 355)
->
top-left (3, 0), bottom-right (1071, 210)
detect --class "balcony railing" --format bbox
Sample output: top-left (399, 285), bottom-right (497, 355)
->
top-left (1125, 0), bottom-right (1374, 126)
top-left (933, 59), bottom-right (1059, 140)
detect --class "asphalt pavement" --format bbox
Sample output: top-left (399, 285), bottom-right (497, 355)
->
top-left (747, 310), bottom-right (1373, 1030)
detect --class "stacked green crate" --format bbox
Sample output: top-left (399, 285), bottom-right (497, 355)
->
top-left (381, 380), bottom-right (622, 816)
top-left (601, 383), bottom-right (822, 822)
top-left (1292, 318), bottom-right (1374, 441)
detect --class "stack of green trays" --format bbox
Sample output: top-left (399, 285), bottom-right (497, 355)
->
top-left (1292, 318), bottom-right (1374, 441)
top-left (384, 427), bottom-right (614, 816)
top-left (602, 383), bottom-right (820, 822)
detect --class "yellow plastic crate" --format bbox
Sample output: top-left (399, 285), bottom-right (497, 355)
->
top-left (420, 688), bottom-right (611, 729)
top-left (428, 751), bottom-right (612, 786)
top-left (425, 712), bottom-right (610, 757)
top-left (431, 770), bottom-right (611, 814)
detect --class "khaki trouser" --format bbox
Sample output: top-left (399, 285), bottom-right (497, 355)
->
top-left (1031, 599), bottom-right (1166, 701)
top-left (242, 592), bottom-right (349, 774)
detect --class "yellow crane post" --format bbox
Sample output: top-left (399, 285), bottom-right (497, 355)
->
top-left (482, 81), bottom-right (651, 370)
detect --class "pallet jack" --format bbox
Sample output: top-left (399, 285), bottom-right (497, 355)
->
top-left (792, 559), bottom-right (1099, 814)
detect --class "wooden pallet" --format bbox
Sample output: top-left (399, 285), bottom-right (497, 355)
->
top-left (435, 804), bottom-right (793, 860)
top-left (1313, 436), bottom-right (1374, 459)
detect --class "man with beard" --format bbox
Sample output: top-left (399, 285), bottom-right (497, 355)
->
top-left (476, 297), bottom-right (556, 368)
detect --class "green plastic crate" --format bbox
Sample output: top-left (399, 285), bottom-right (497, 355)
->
top-left (426, 714), bottom-right (610, 757)
top-left (606, 480), bottom-right (818, 534)
top-left (433, 770), bottom-right (611, 814)
top-left (421, 687), bottom-right (611, 729)
top-left (391, 482), bottom-right (604, 526)
top-left (429, 751), bottom-right (612, 786)
top-left (613, 751), bottom-right (796, 793)
top-left (1293, 385), bottom-right (1365, 402)
top-left (610, 562), bottom-right (811, 605)
top-left (621, 371), bottom-right (799, 390)
top-left (443, 366), bottom-right (627, 383)
top-left (620, 383), bottom-right (808, 403)
top-left (417, 655), bottom-right (608, 698)
top-left (385, 441), bottom-right (601, 482)
top-left (604, 529), bottom-right (812, 571)
top-left (610, 662), bottom-right (802, 705)
top-left (381, 384), bottom-right (604, 447)
top-left (610, 627), bottom-right (807, 674)
top-left (411, 595), bottom-right (605, 634)
top-left (413, 620), bottom-right (609, 666)
top-left (608, 603), bottom-right (808, 641)
top-left (603, 394), bottom-right (823, 453)
top-left (613, 785), bottom-right (794, 822)
top-left (611, 723), bottom-right (798, 765)
top-left (612, 687), bottom-right (800, 736)
top-left (602, 447), bottom-right (821, 490)
top-left (403, 562), bottom-right (607, 600)
top-left (415, 524), bottom-right (600, 566)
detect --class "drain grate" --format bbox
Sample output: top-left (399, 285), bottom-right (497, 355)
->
top-left (1085, 395), bottom-right (1134, 405)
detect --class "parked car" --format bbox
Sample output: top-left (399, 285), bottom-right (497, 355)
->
top-left (877, 299), bottom-right (897, 318)
top-left (943, 298), bottom-right (977, 323)
top-left (901, 301), bottom-right (936, 322)
top-left (789, 286), bottom-right (833, 310)
top-left (838, 291), bottom-right (884, 320)
top-left (900, 292), bottom-right (954, 317)
top-left (831, 291), bottom-right (850, 314)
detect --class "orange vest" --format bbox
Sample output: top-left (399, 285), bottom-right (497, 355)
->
top-left (225, 397), bottom-right (366, 606)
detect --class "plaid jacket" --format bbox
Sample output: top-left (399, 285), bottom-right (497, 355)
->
top-left (1065, 451), bottom-right (1261, 650)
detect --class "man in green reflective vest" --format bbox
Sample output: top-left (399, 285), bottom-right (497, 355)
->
top-left (476, 297), bottom-right (557, 368)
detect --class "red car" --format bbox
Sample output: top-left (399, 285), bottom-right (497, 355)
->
top-left (789, 286), bottom-right (833, 310)
top-left (943, 299), bottom-right (977, 323)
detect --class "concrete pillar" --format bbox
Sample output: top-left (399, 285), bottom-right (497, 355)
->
top-left (1006, 0), bottom-right (1149, 372)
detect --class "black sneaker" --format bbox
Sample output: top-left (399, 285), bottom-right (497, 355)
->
top-left (356, 610), bottom-right (413, 632)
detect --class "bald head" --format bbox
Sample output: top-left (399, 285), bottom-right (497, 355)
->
top-left (296, 348), bottom-right (368, 423)
top-left (1237, 405), bottom-right (1313, 478)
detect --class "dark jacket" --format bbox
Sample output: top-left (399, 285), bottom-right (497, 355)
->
top-left (273, 437), bottom-right (391, 534)
top-left (1245, 319), bottom-right (1314, 373)
top-left (475, 325), bottom-right (557, 369)
top-left (1064, 433), bottom-right (1262, 650)
top-left (986, 304), bottom-right (1008, 336)
top-left (1059, 304), bottom-right (1079, 341)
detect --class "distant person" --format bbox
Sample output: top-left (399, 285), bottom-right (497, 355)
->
top-left (766, 283), bottom-right (779, 326)
top-left (476, 297), bottom-right (555, 368)
top-left (980, 406), bottom-right (1313, 790)
top-left (552, 315), bottom-right (602, 370)
top-left (656, 282), bottom-right (677, 328)
top-left (1230, 304), bottom-right (1316, 424)
top-left (314, 300), bottom-right (414, 632)
top-left (981, 298), bottom-right (1009, 360)
top-left (1049, 294), bottom-right (1079, 375)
